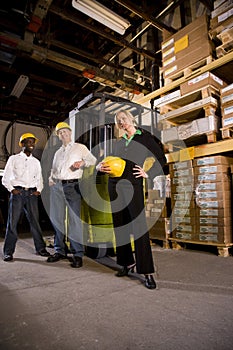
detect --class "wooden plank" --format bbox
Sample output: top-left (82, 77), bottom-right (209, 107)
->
top-left (137, 51), bottom-right (233, 105)
top-left (165, 138), bottom-right (233, 163)
top-left (159, 96), bottom-right (218, 121)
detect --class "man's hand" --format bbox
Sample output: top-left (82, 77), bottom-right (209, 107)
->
top-left (11, 189), bottom-right (21, 195)
top-left (70, 160), bottom-right (85, 171)
top-left (31, 191), bottom-right (41, 196)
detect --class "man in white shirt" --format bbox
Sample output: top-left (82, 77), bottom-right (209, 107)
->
top-left (2, 133), bottom-right (51, 261)
top-left (47, 122), bottom-right (97, 268)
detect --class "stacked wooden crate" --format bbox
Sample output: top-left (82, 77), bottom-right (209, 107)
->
top-left (158, 72), bottom-right (226, 147)
top-left (220, 82), bottom-right (233, 138)
top-left (169, 160), bottom-right (196, 241)
top-left (209, 0), bottom-right (233, 58)
top-left (161, 15), bottom-right (214, 85)
top-left (168, 155), bottom-right (233, 256)
top-left (150, 8), bottom-right (233, 254)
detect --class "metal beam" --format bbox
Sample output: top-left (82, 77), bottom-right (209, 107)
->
top-left (115, 0), bottom-right (176, 33)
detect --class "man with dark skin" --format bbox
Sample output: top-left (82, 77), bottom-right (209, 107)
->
top-left (2, 133), bottom-right (50, 261)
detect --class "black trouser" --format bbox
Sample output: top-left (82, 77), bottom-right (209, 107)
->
top-left (108, 179), bottom-right (154, 274)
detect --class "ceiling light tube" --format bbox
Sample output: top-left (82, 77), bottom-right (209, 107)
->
top-left (10, 75), bottom-right (29, 98)
top-left (72, 0), bottom-right (130, 35)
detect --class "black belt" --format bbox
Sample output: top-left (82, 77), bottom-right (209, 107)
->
top-left (61, 179), bottom-right (79, 184)
top-left (14, 186), bottom-right (37, 191)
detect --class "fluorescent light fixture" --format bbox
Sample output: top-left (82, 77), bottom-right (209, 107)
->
top-left (72, 0), bottom-right (130, 35)
top-left (10, 75), bottom-right (29, 98)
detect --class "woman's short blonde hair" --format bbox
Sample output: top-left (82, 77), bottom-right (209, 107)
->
top-left (115, 109), bottom-right (138, 126)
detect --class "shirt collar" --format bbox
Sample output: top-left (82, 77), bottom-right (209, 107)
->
top-left (62, 141), bottom-right (74, 149)
top-left (123, 129), bottom-right (142, 146)
top-left (20, 151), bottom-right (32, 158)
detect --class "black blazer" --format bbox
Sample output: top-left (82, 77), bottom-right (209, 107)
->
top-left (111, 129), bottom-right (167, 184)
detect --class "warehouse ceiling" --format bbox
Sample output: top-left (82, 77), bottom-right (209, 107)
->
top-left (0, 0), bottom-right (212, 127)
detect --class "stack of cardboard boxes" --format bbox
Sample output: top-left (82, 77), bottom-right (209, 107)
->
top-left (169, 160), bottom-right (196, 241)
top-left (169, 155), bottom-right (233, 248)
top-left (210, 0), bottom-right (233, 57)
top-left (194, 155), bottom-right (232, 245)
top-left (161, 15), bottom-right (213, 84)
top-left (220, 82), bottom-right (233, 138)
top-left (159, 71), bottom-right (225, 145)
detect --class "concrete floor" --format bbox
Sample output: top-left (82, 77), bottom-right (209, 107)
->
top-left (0, 233), bottom-right (233, 350)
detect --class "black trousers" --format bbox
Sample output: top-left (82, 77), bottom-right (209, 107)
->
top-left (108, 179), bottom-right (154, 274)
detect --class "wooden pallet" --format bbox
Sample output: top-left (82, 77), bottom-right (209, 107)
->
top-left (221, 125), bottom-right (233, 139)
top-left (163, 56), bottom-right (214, 86)
top-left (216, 40), bottom-right (233, 58)
top-left (168, 238), bottom-right (233, 257)
top-left (217, 26), bottom-right (233, 45)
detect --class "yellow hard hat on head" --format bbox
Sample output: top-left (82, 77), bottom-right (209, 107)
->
top-left (19, 133), bottom-right (39, 147)
top-left (55, 122), bottom-right (71, 135)
top-left (103, 156), bottom-right (126, 177)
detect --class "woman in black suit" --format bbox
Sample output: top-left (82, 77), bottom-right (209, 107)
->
top-left (98, 110), bottom-right (167, 289)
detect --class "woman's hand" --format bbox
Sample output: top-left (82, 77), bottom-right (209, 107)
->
top-left (133, 165), bottom-right (148, 178)
top-left (96, 161), bottom-right (112, 174)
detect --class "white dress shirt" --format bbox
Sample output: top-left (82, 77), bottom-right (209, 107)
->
top-left (2, 151), bottom-right (43, 193)
top-left (50, 142), bottom-right (96, 181)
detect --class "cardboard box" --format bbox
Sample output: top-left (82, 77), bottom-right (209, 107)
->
top-left (173, 208), bottom-right (194, 216)
top-left (195, 190), bottom-right (231, 201)
top-left (210, 7), bottom-right (233, 29)
top-left (196, 207), bottom-right (232, 217)
top-left (222, 114), bottom-right (233, 127)
top-left (211, 0), bottom-right (233, 18)
top-left (214, 0), bottom-right (229, 10)
top-left (221, 82), bottom-right (233, 96)
top-left (172, 199), bottom-right (196, 209)
top-left (209, 14), bottom-right (233, 36)
top-left (171, 184), bottom-right (194, 193)
top-left (197, 232), bottom-right (232, 244)
top-left (171, 160), bottom-right (193, 170)
top-left (221, 93), bottom-right (233, 105)
top-left (173, 232), bottom-right (195, 241)
top-left (195, 172), bottom-right (230, 183)
top-left (221, 104), bottom-right (233, 117)
top-left (193, 155), bottom-right (233, 166)
top-left (197, 216), bottom-right (231, 226)
top-left (172, 192), bottom-right (194, 201)
top-left (180, 72), bottom-right (226, 96)
top-left (163, 42), bottom-right (212, 78)
top-left (171, 167), bottom-right (194, 178)
top-left (173, 215), bottom-right (196, 225)
top-left (147, 189), bottom-right (161, 202)
top-left (196, 199), bottom-right (231, 209)
top-left (195, 180), bottom-right (231, 191)
top-left (162, 15), bottom-right (209, 44)
top-left (172, 176), bottom-right (194, 185)
top-left (194, 164), bottom-right (231, 175)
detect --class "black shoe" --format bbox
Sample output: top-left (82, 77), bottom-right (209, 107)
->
top-left (145, 275), bottom-right (156, 289)
top-left (115, 264), bottom-right (136, 277)
top-left (47, 253), bottom-right (66, 263)
top-left (70, 256), bottom-right (83, 268)
top-left (37, 249), bottom-right (51, 257)
top-left (3, 254), bottom-right (13, 262)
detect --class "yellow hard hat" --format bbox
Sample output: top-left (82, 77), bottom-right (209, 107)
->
top-left (55, 122), bottom-right (71, 134)
top-left (19, 133), bottom-right (39, 147)
top-left (103, 156), bottom-right (126, 177)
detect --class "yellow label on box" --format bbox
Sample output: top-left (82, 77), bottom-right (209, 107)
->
top-left (174, 35), bottom-right (189, 53)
